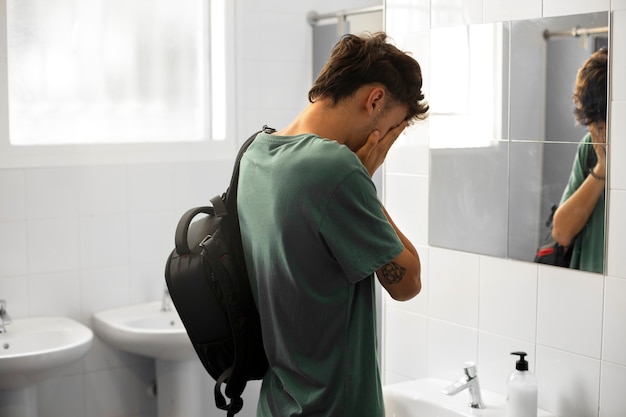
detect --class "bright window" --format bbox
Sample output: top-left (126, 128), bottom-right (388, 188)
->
top-left (1, 0), bottom-right (232, 166)
top-left (429, 23), bottom-right (505, 149)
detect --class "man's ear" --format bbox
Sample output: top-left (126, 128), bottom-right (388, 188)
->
top-left (366, 87), bottom-right (386, 116)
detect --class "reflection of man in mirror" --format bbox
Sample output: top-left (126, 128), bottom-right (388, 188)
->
top-left (552, 47), bottom-right (607, 273)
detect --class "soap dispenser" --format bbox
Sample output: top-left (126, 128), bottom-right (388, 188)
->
top-left (506, 351), bottom-right (537, 417)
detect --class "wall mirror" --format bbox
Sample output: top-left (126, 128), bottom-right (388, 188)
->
top-left (428, 11), bottom-right (608, 274)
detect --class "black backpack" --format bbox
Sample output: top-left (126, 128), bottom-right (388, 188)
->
top-left (534, 204), bottom-right (573, 267)
top-left (164, 127), bottom-right (273, 416)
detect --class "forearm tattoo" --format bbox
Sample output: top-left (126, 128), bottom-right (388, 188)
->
top-left (380, 261), bottom-right (406, 285)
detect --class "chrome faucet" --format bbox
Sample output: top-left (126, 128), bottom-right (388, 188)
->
top-left (441, 361), bottom-right (485, 409)
top-left (161, 285), bottom-right (173, 312)
top-left (0, 300), bottom-right (12, 333)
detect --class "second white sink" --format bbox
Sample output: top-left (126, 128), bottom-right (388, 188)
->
top-left (92, 301), bottom-right (196, 361)
top-left (383, 378), bottom-right (555, 417)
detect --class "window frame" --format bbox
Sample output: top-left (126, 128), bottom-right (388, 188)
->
top-left (0, 0), bottom-right (236, 168)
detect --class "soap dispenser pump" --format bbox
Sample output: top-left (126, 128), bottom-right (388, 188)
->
top-left (506, 351), bottom-right (537, 417)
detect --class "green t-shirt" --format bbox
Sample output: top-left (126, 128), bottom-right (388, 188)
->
top-left (237, 132), bottom-right (404, 417)
top-left (559, 133), bottom-right (605, 273)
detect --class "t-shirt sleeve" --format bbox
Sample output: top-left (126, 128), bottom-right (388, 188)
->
top-left (319, 169), bottom-right (405, 283)
top-left (560, 138), bottom-right (590, 205)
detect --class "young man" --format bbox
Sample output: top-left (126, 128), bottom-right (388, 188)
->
top-left (552, 47), bottom-right (608, 273)
top-left (237, 32), bottom-right (428, 416)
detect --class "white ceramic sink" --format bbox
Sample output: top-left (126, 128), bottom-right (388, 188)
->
top-left (92, 301), bottom-right (209, 417)
top-left (383, 378), bottom-right (555, 417)
top-left (0, 316), bottom-right (93, 390)
top-left (92, 301), bottom-right (196, 361)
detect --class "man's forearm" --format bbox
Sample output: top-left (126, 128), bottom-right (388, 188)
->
top-left (382, 205), bottom-right (419, 259)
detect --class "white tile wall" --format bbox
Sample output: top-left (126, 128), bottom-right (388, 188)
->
top-left (80, 266), bottom-right (131, 320)
top-left (616, 0), bottom-right (626, 12)
top-left (543, 0), bottom-right (610, 17)
top-left (537, 266), bottom-right (603, 358)
top-left (602, 277), bottom-right (626, 365)
top-left (384, 307), bottom-right (429, 380)
top-left (610, 102), bottom-right (626, 190)
top-left (428, 248), bottom-right (480, 327)
top-left (79, 214), bottom-right (129, 268)
top-left (172, 160), bottom-right (233, 212)
top-left (612, 11), bottom-right (626, 101)
top-left (37, 374), bottom-right (88, 417)
top-left (0, 221), bottom-right (28, 276)
top-left (0, 275), bottom-right (28, 317)
top-left (536, 346), bottom-right (601, 417)
top-left (25, 167), bottom-right (80, 219)
top-left (428, 319), bottom-right (478, 379)
top-left (385, 173), bottom-right (429, 246)
top-left (0, 169), bottom-right (25, 221)
top-left (432, 0), bottom-right (483, 27)
top-left (384, 1), bottom-right (626, 417)
top-left (128, 165), bottom-right (175, 213)
top-left (82, 365), bottom-right (157, 417)
top-left (607, 190), bottom-right (626, 277)
top-left (78, 166), bottom-right (128, 216)
top-left (483, 0), bottom-right (542, 22)
top-left (29, 271), bottom-right (81, 317)
top-left (27, 217), bottom-right (80, 274)
top-left (386, 0), bottom-right (430, 36)
top-left (600, 362), bottom-right (626, 417)
top-left (479, 257), bottom-right (537, 343)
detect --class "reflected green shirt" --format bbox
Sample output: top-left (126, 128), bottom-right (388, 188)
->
top-left (238, 132), bottom-right (404, 417)
top-left (559, 133), bottom-right (605, 273)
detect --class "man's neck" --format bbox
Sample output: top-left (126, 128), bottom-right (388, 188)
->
top-left (275, 100), bottom-right (353, 146)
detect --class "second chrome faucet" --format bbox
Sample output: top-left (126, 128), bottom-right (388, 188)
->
top-left (0, 299), bottom-right (12, 333)
top-left (441, 361), bottom-right (485, 409)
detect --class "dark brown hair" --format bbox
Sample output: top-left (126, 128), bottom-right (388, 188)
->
top-left (573, 47), bottom-right (607, 126)
top-left (308, 32), bottom-right (429, 122)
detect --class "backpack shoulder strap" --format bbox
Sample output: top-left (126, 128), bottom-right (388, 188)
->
top-left (223, 125), bottom-right (276, 213)
top-left (210, 126), bottom-right (274, 416)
